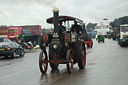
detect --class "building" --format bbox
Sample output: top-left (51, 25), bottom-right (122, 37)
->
top-left (93, 19), bottom-right (112, 36)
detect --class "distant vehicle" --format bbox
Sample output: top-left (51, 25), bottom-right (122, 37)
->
top-left (111, 28), bottom-right (120, 40)
top-left (7, 26), bottom-right (41, 49)
top-left (98, 35), bottom-right (105, 43)
top-left (82, 26), bottom-right (93, 48)
top-left (118, 24), bottom-right (128, 47)
top-left (0, 41), bottom-right (25, 58)
top-left (106, 31), bottom-right (112, 39)
top-left (0, 25), bottom-right (41, 44)
top-left (7, 27), bottom-right (32, 43)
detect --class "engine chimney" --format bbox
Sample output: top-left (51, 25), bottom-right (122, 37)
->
top-left (52, 8), bottom-right (59, 38)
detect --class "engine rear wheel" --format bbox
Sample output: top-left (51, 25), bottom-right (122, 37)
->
top-left (66, 49), bottom-right (73, 74)
top-left (78, 42), bottom-right (86, 69)
top-left (39, 50), bottom-right (48, 74)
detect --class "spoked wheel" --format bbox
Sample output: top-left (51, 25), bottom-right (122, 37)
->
top-left (39, 50), bottom-right (48, 74)
top-left (78, 42), bottom-right (86, 69)
top-left (82, 43), bottom-right (86, 67)
top-left (66, 49), bottom-right (74, 74)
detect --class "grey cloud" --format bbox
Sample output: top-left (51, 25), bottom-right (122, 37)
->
top-left (11, 0), bottom-right (57, 8)
top-left (0, 0), bottom-right (127, 28)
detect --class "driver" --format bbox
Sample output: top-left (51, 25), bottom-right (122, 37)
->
top-left (71, 20), bottom-right (82, 38)
top-left (59, 21), bottom-right (66, 42)
top-left (59, 21), bottom-right (66, 32)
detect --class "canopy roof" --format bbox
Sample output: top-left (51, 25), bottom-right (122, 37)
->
top-left (46, 16), bottom-right (83, 24)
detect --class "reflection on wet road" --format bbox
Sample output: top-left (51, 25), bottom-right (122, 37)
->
top-left (0, 39), bottom-right (128, 85)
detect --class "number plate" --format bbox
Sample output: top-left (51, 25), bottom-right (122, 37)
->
top-left (0, 49), bottom-right (5, 51)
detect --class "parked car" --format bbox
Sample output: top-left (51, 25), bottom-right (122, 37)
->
top-left (0, 41), bottom-right (25, 58)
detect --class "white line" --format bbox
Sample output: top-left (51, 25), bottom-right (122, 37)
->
top-left (0, 65), bottom-right (37, 80)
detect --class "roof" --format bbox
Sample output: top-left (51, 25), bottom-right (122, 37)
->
top-left (46, 16), bottom-right (83, 24)
top-left (8, 27), bottom-right (21, 29)
top-left (120, 24), bottom-right (128, 26)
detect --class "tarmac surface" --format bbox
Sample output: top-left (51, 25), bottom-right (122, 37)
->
top-left (0, 39), bottom-right (128, 85)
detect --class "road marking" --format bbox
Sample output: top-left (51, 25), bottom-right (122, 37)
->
top-left (0, 65), bottom-right (37, 80)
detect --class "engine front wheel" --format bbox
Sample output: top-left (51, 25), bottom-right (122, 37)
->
top-left (66, 49), bottom-right (74, 74)
top-left (49, 54), bottom-right (59, 69)
top-left (50, 62), bottom-right (59, 69)
top-left (39, 50), bottom-right (48, 74)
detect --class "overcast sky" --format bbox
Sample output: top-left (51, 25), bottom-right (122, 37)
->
top-left (0, 0), bottom-right (127, 28)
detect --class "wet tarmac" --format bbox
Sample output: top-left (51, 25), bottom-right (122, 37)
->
top-left (0, 39), bottom-right (128, 85)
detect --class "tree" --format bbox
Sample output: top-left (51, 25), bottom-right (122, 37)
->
top-left (110, 16), bottom-right (128, 29)
top-left (86, 23), bottom-right (97, 32)
top-left (0, 25), bottom-right (7, 27)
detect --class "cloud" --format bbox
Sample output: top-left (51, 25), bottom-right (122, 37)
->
top-left (11, 0), bottom-right (57, 8)
top-left (0, 0), bottom-right (127, 28)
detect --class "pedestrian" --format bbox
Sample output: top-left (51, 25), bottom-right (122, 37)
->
top-left (95, 34), bottom-right (98, 41)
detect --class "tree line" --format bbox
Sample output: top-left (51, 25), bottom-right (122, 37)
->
top-left (110, 16), bottom-right (128, 29)
top-left (86, 16), bottom-right (128, 32)
top-left (1, 16), bottom-right (128, 31)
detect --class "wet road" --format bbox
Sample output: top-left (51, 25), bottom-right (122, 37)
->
top-left (0, 39), bottom-right (128, 85)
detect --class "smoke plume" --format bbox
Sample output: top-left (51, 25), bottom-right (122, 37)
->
top-left (11, 0), bottom-right (57, 8)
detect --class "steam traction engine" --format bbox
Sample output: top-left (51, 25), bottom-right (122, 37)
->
top-left (39, 9), bottom-right (86, 74)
